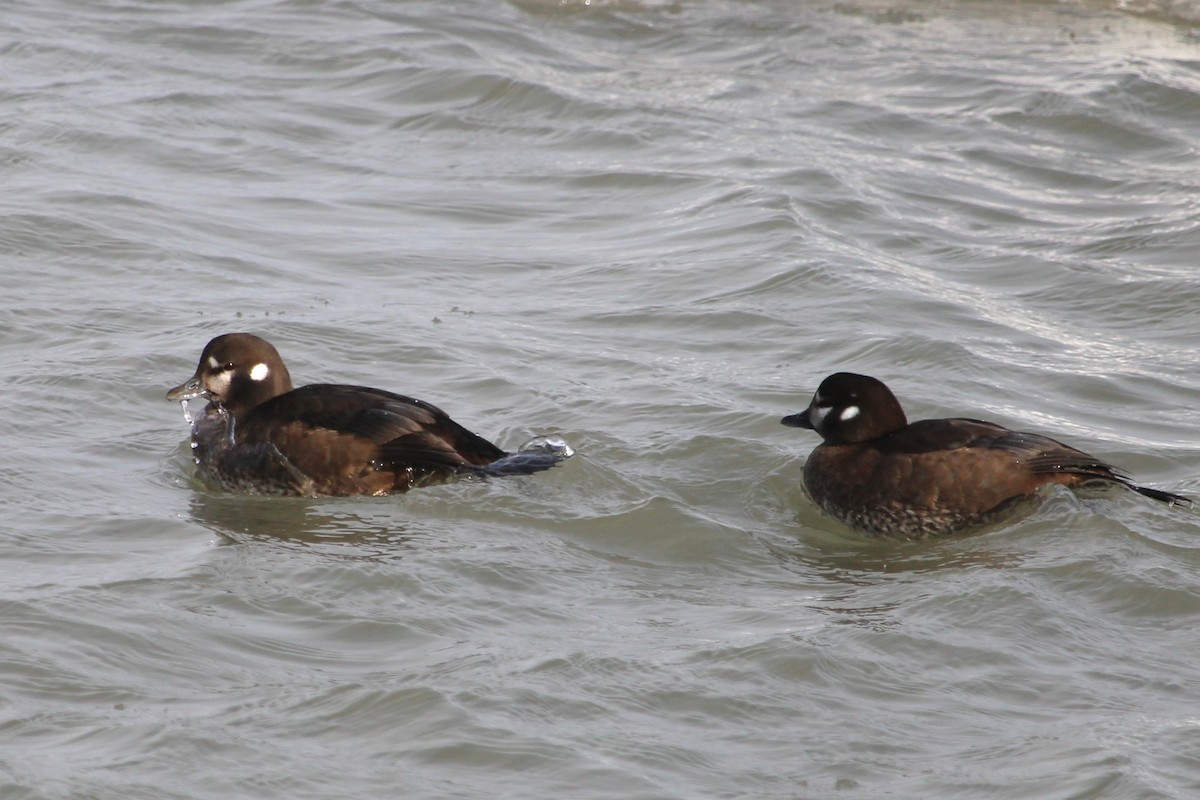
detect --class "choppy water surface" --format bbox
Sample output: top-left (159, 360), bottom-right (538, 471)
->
top-left (3, 1), bottom-right (1200, 797)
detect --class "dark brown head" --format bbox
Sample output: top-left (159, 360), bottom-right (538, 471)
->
top-left (166, 333), bottom-right (294, 416)
top-left (781, 372), bottom-right (908, 444)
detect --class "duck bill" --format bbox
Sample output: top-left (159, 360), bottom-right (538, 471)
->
top-left (780, 408), bottom-right (813, 429)
top-left (166, 374), bottom-right (208, 402)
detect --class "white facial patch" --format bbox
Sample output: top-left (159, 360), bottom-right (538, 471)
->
top-left (207, 356), bottom-right (220, 369)
top-left (207, 369), bottom-right (232, 398)
top-left (808, 404), bottom-right (831, 430)
top-left (249, 362), bottom-right (270, 382)
top-left (839, 405), bottom-right (860, 422)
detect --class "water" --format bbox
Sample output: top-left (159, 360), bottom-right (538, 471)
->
top-left (3, 0), bottom-right (1200, 797)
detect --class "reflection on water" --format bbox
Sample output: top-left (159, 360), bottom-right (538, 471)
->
top-left (187, 492), bottom-right (413, 550)
top-left (764, 522), bottom-right (1027, 588)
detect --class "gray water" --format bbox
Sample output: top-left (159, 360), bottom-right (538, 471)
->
top-left (3, 1), bottom-right (1200, 798)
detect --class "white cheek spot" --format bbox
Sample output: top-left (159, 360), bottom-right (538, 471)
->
top-left (249, 362), bottom-right (270, 382)
top-left (207, 356), bottom-right (220, 369)
top-left (839, 405), bottom-right (860, 422)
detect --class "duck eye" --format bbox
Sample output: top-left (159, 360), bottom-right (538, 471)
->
top-left (222, 362), bottom-right (235, 371)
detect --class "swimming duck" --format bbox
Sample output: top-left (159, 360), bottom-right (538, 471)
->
top-left (167, 332), bottom-right (569, 495)
top-left (781, 372), bottom-right (1191, 536)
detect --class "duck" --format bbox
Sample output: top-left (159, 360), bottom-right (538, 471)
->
top-left (781, 372), bottom-right (1191, 536)
top-left (166, 332), bottom-right (570, 496)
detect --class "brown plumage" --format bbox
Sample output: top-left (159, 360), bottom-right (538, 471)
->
top-left (167, 333), bottom-right (566, 496)
top-left (781, 372), bottom-right (1191, 537)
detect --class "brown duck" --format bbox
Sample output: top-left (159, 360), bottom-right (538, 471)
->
top-left (167, 333), bottom-right (569, 495)
top-left (782, 372), bottom-right (1191, 536)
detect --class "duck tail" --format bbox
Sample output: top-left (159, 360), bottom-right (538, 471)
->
top-left (1130, 484), bottom-right (1194, 508)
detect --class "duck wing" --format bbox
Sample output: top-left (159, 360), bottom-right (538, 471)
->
top-left (242, 384), bottom-right (507, 470)
top-left (886, 418), bottom-right (1191, 506)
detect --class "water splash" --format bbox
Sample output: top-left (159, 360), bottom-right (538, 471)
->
top-left (517, 435), bottom-right (575, 459)
top-left (480, 435), bottom-right (575, 477)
